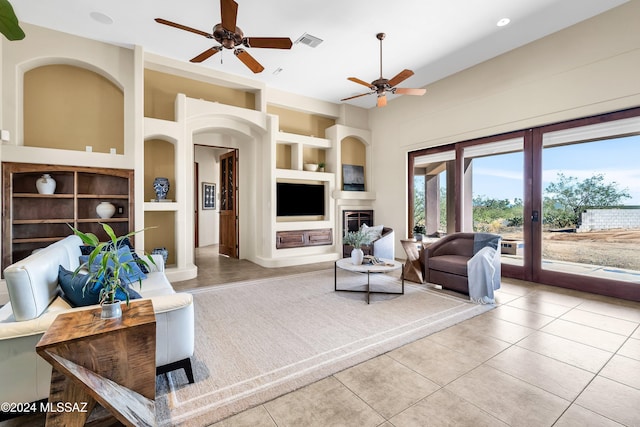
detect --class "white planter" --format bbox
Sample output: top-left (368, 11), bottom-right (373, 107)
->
top-left (35, 174), bottom-right (56, 194)
top-left (96, 201), bottom-right (116, 219)
top-left (350, 248), bottom-right (364, 265)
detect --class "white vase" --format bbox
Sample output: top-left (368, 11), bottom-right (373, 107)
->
top-left (351, 248), bottom-right (364, 265)
top-left (35, 174), bottom-right (56, 194)
top-left (96, 201), bottom-right (116, 219)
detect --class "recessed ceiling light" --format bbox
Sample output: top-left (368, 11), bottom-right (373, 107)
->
top-left (90, 11), bottom-right (114, 25)
top-left (496, 18), bottom-right (511, 27)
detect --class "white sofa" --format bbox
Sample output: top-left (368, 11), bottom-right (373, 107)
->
top-left (0, 235), bottom-right (195, 406)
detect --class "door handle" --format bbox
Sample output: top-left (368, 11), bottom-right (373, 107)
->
top-left (531, 210), bottom-right (539, 222)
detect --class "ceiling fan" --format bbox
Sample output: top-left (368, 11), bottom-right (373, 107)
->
top-left (155, 0), bottom-right (293, 73)
top-left (341, 33), bottom-right (426, 107)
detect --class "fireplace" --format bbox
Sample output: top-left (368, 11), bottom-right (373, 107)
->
top-left (343, 210), bottom-right (374, 233)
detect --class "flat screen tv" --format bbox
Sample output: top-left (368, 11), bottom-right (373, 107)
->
top-left (277, 182), bottom-right (325, 217)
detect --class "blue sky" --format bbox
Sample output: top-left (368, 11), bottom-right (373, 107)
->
top-left (472, 135), bottom-right (640, 205)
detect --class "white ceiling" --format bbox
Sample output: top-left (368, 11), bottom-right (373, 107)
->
top-left (11, 0), bottom-right (628, 109)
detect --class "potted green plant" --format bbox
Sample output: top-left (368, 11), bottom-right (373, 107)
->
top-left (413, 224), bottom-right (426, 241)
top-left (70, 223), bottom-right (155, 319)
top-left (0, 0), bottom-right (25, 41)
top-left (318, 162), bottom-right (326, 172)
top-left (343, 229), bottom-right (372, 265)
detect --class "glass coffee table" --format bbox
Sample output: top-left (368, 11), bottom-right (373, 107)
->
top-left (334, 258), bottom-right (404, 304)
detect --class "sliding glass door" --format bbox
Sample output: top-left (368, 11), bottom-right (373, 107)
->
top-left (408, 107), bottom-right (640, 300)
top-left (463, 137), bottom-right (525, 272)
top-left (536, 114), bottom-right (640, 295)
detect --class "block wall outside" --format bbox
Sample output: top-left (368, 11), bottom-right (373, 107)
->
top-left (578, 208), bottom-right (640, 232)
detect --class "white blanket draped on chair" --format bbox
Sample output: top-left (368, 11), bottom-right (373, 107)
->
top-left (467, 234), bottom-right (501, 304)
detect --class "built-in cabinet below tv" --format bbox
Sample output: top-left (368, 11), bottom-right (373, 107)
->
top-left (274, 168), bottom-right (334, 250)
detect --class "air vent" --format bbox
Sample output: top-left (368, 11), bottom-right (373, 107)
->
top-left (295, 33), bottom-right (323, 48)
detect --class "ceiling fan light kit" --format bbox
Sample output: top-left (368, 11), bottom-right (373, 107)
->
top-left (341, 32), bottom-right (426, 107)
top-left (155, 0), bottom-right (292, 73)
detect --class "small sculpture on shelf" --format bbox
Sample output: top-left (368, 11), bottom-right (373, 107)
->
top-left (153, 177), bottom-right (170, 201)
top-left (96, 201), bottom-right (115, 219)
top-left (36, 174), bottom-right (56, 194)
top-left (151, 247), bottom-right (169, 264)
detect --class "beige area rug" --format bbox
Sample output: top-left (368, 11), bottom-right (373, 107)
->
top-left (155, 268), bottom-right (493, 426)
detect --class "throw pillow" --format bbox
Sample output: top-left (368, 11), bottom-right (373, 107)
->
top-left (79, 245), bottom-right (94, 255)
top-left (361, 223), bottom-right (384, 242)
top-left (79, 237), bottom-right (150, 273)
top-left (58, 265), bottom-right (141, 308)
top-left (58, 265), bottom-right (95, 307)
top-left (82, 246), bottom-right (147, 285)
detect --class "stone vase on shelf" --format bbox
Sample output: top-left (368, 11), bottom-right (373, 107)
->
top-left (96, 201), bottom-right (116, 219)
top-left (35, 174), bottom-right (56, 194)
top-left (153, 177), bottom-right (170, 201)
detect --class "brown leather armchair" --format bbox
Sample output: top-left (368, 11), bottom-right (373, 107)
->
top-left (423, 232), bottom-right (501, 295)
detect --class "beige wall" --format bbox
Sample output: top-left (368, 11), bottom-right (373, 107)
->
top-left (276, 144), bottom-right (291, 169)
top-left (267, 105), bottom-right (335, 137)
top-left (369, 1), bottom-right (640, 246)
top-left (144, 69), bottom-right (256, 120)
top-left (144, 211), bottom-right (176, 266)
top-left (24, 65), bottom-right (124, 153)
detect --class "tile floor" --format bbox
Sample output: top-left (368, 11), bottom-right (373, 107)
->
top-left (180, 247), bottom-right (640, 427)
top-left (3, 246), bottom-right (639, 426)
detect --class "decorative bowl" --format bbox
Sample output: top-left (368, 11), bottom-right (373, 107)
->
top-left (304, 163), bottom-right (319, 172)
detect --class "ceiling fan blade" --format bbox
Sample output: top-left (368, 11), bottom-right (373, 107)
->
top-left (190, 46), bottom-right (222, 63)
top-left (388, 69), bottom-right (414, 88)
top-left (377, 95), bottom-right (387, 108)
top-left (347, 77), bottom-right (375, 89)
top-left (221, 0), bottom-right (238, 32)
top-left (155, 18), bottom-right (213, 38)
top-left (394, 88), bottom-right (426, 96)
top-left (340, 92), bottom-right (374, 101)
top-left (244, 37), bottom-right (293, 49)
top-left (234, 48), bottom-right (265, 73)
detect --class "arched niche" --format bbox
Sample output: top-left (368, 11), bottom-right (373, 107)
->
top-left (144, 138), bottom-right (176, 202)
top-left (23, 63), bottom-right (124, 153)
top-left (341, 136), bottom-right (368, 190)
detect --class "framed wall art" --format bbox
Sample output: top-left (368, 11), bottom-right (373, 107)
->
top-left (342, 164), bottom-right (365, 191)
top-left (203, 182), bottom-right (216, 209)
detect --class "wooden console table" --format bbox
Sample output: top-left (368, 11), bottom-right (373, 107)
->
top-left (36, 300), bottom-right (156, 426)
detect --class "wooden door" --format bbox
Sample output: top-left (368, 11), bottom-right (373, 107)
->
top-left (194, 162), bottom-right (199, 248)
top-left (219, 150), bottom-right (238, 258)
